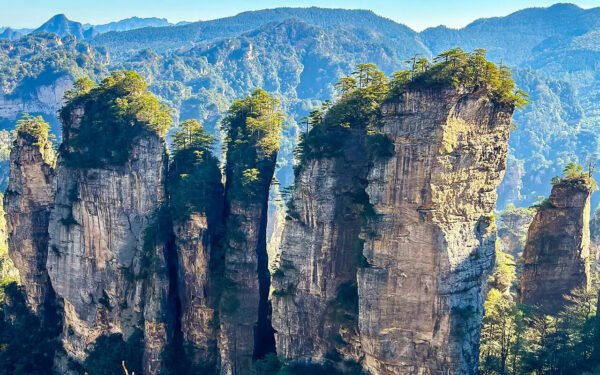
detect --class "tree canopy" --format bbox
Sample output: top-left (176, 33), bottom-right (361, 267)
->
top-left (222, 88), bottom-right (283, 201)
top-left (391, 48), bottom-right (529, 109)
top-left (14, 113), bottom-right (56, 165)
top-left (168, 119), bottom-right (222, 223)
top-left (60, 71), bottom-right (172, 167)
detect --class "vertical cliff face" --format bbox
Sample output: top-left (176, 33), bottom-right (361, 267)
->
top-left (589, 208), bottom-right (600, 270)
top-left (272, 128), bottom-right (369, 362)
top-left (219, 89), bottom-right (282, 375)
top-left (168, 123), bottom-right (225, 371)
top-left (358, 88), bottom-right (513, 374)
top-left (519, 179), bottom-right (592, 315)
top-left (497, 206), bottom-right (535, 259)
top-left (4, 120), bottom-right (56, 315)
top-left (44, 72), bottom-right (174, 374)
top-left (174, 214), bottom-right (219, 368)
top-left (46, 120), bottom-right (169, 373)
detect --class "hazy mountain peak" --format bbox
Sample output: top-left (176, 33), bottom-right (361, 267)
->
top-left (0, 27), bottom-right (23, 40)
top-left (33, 13), bottom-right (86, 39)
top-left (93, 17), bottom-right (172, 33)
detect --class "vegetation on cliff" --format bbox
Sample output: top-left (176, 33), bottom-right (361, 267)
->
top-left (391, 48), bottom-right (528, 108)
top-left (222, 88), bottom-right (283, 202)
top-left (14, 114), bottom-right (56, 165)
top-left (168, 119), bottom-right (222, 223)
top-left (59, 71), bottom-right (171, 167)
top-left (296, 63), bottom-right (392, 162)
top-left (298, 49), bottom-right (525, 163)
top-left (0, 282), bottom-right (60, 375)
top-left (481, 164), bottom-right (599, 375)
top-left (550, 161), bottom-right (597, 190)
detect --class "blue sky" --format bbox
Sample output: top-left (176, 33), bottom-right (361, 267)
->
top-left (2, 0), bottom-right (599, 31)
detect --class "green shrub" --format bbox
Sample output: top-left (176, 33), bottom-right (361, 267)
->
top-left (60, 71), bottom-right (172, 168)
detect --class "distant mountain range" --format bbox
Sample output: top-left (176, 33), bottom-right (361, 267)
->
top-left (1, 3), bottom-right (600, 209)
top-left (0, 14), bottom-right (177, 40)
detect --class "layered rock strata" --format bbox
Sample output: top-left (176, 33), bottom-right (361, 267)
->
top-left (271, 127), bottom-right (370, 363)
top-left (4, 127), bottom-right (55, 315)
top-left (273, 87), bottom-right (514, 375)
top-left (46, 105), bottom-right (170, 374)
top-left (359, 88), bottom-right (513, 374)
top-left (519, 178), bottom-right (592, 315)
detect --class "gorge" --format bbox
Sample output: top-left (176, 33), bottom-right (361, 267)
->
top-left (1, 50), bottom-right (526, 374)
top-left (0, 43), bottom-right (599, 375)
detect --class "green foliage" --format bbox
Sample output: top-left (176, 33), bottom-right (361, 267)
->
top-left (393, 48), bottom-right (529, 109)
top-left (222, 88), bottom-right (283, 202)
top-left (0, 34), bottom-right (108, 100)
top-left (0, 282), bottom-right (60, 375)
top-left (489, 249), bottom-right (516, 294)
top-left (298, 63), bottom-right (391, 162)
top-left (168, 119), bottom-right (223, 223)
top-left (253, 353), bottom-right (282, 375)
top-left (223, 88), bottom-right (283, 157)
top-left (172, 119), bottom-right (215, 153)
top-left (0, 194), bottom-right (18, 283)
top-left (481, 274), bottom-right (600, 374)
top-left (83, 330), bottom-right (144, 375)
top-left (60, 71), bottom-right (172, 168)
top-left (14, 114), bottom-right (56, 165)
top-left (550, 162), bottom-right (597, 190)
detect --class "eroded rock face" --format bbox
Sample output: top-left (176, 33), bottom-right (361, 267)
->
top-left (46, 106), bottom-right (170, 374)
top-left (174, 213), bottom-right (219, 369)
top-left (4, 130), bottom-right (55, 315)
top-left (359, 89), bottom-right (513, 374)
top-left (0, 76), bottom-right (73, 121)
top-left (519, 179), bottom-right (592, 316)
top-left (272, 131), bottom-right (369, 363)
top-left (589, 207), bottom-right (600, 271)
top-left (219, 196), bottom-right (275, 374)
top-left (273, 88), bottom-right (514, 374)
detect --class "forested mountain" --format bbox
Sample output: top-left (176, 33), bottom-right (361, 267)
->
top-left (91, 17), bottom-right (172, 33)
top-left (33, 14), bottom-right (93, 40)
top-left (0, 3), bottom-right (599, 207)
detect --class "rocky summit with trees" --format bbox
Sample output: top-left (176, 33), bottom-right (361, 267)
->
top-left (0, 5), bottom-right (598, 375)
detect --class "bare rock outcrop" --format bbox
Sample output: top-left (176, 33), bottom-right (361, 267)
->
top-left (359, 88), bottom-right (513, 374)
top-left (46, 104), bottom-right (170, 374)
top-left (4, 123), bottom-right (56, 315)
top-left (272, 129), bottom-right (369, 363)
top-left (273, 87), bottom-right (514, 375)
top-left (519, 178), bottom-right (593, 315)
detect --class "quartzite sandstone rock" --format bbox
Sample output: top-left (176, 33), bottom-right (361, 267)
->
top-left (271, 127), bottom-right (370, 363)
top-left (4, 128), bottom-right (55, 315)
top-left (520, 178), bottom-right (592, 315)
top-left (273, 87), bottom-right (514, 375)
top-left (359, 88), bottom-right (513, 374)
top-left (46, 105), bottom-right (170, 374)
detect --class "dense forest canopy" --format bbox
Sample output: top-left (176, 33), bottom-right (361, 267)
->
top-left (59, 71), bottom-right (171, 167)
top-left (299, 49), bottom-right (525, 163)
top-left (222, 88), bottom-right (283, 201)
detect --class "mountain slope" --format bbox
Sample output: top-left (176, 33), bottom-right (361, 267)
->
top-left (90, 7), bottom-right (424, 60)
top-left (1, 4), bottom-right (600, 208)
top-left (33, 14), bottom-right (87, 40)
top-left (93, 17), bottom-right (172, 33)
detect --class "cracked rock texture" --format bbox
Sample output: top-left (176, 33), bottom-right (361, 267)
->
top-left (46, 105), bottom-right (170, 374)
top-left (273, 88), bottom-right (514, 375)
top-left (174, 212), bottom-right (220, 369)
top-left (4, 129), bottom-right (55, 315)
top-left (272, 127), bottom-right (370, 364)
top-left (519, 179), bottom-right (592, 316)
top-left (359, 88), bottom-right (512, 375)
